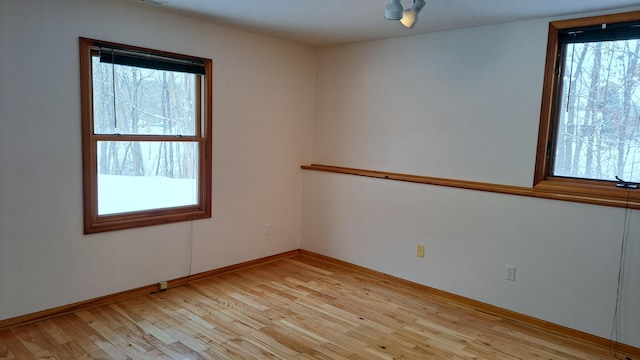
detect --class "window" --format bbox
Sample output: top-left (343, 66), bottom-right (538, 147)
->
top-left (534, 12), bottom-right (640, 207)
top-left (80, 38), bottom-right (212, 233)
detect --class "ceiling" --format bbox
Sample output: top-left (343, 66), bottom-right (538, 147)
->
top-left (128, 0), bottom-right (640, 46)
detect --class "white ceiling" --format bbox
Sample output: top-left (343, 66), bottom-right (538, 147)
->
top-left (128, 0), bottom-right (640, 46)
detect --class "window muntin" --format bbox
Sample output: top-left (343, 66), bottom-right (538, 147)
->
top-left (80, 38), bottom-right (212, 233)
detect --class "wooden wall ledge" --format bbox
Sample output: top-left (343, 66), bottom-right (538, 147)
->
top-left (301, 164), bottom-right (640, 210)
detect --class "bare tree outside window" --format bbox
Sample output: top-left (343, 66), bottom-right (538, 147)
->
top-left (553, 39), bottom-right (640, 182)
top-left (92, 60), bottom-right (200, 215)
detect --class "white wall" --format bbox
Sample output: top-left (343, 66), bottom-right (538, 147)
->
top-left (303, 16), bottom-right (640, 346)
top-left (0, 0), bottom-right (315, 320)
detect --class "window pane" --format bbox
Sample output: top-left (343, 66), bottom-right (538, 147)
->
top-left (92, 56), bottom-right (197, 136)
top-left (553, 40), bottom-right (640, 182)
top-left (97, 141), bottom-right (199, 215)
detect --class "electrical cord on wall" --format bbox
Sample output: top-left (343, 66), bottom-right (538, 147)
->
top-left (609, 119), bottom-right (639, 360)
top-left (609, 187), bottom-right (632, 360)
top-left (186, 133), bottom-right (196, 284)
top-left (187, 206), bottom-right (194, 280)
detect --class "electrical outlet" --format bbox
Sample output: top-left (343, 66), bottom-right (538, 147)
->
top-left (265, 224), bottom-right (271, 235)
top-left (504, 265), bottom-right (515, 281)
top-left (158, 281), bottom-right (168, 291)
top-left (417, 244), bottom-right (425, 258)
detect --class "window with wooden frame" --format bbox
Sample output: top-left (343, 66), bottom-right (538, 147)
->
top-left (534, 11), bottom-right (640, 208)
top-left (80, 38), bottom-right (212, 234)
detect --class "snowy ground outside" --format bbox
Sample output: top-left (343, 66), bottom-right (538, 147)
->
top-left (98, 174), bottom-right (198, 215)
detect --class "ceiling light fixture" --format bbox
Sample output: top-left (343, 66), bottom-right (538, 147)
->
top-left (384, 0), bottom-right (404, 20)
top-left (385, 0), bottom-right (426, 29)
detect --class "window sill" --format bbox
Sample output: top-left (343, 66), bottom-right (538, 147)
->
top-left (301, 164), bottom-right (640, 210)
top-left (85, 207), bottom-right (211, 234)
top-left (533, 178), bottom-right (640, 208)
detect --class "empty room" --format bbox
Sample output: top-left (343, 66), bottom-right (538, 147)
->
top-left (1, 0), bottom-right (639, 358)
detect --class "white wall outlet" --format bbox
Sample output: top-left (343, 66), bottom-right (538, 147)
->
top-left (158, 280), bottom-right (168, 291)
top-left (265, 224), bottom-right (271, 235)
top-left (504, 265), bottom-right (515, 281)
top-left (417, 244), bottom-right (425, 258)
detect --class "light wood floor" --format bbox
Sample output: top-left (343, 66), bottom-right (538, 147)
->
top-left (0, 255), bottom-right (632, 359)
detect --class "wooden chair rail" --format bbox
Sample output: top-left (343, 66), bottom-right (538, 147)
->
top-left (301, 164), bottom-right (640, 210)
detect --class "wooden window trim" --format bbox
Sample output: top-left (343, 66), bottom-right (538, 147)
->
top-left (79, 37), bottom-right (212, 234)
top-left (533, 11), bottom-right (640, 208)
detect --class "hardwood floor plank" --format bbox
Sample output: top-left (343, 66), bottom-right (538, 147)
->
top-left (0, 254), bottom-right (635, 359)
top-left (0, 330), bottom-right (31, 359)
